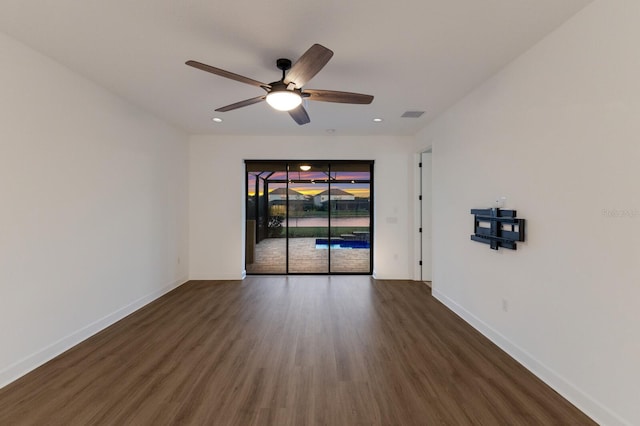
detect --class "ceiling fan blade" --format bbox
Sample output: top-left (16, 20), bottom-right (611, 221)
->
top-left (215, 96), bottom-right (266, 112)
top-left (186, 60), bottom-right (269, 89)
top-left (288, 105), bottom-right (310, 125)
top-left (304, 89), bottom-right (374, 104)
top-left (284, 44), bottom-right (334, 89)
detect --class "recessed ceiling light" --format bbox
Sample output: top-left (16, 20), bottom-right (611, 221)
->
top-left (212, 117), bottom-right (223, 123)
top-left (373, 118), bottom-right (383, 122)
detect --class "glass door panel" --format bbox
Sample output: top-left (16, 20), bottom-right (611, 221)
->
top-left (287, 162), bottom-right (329, 273)
top-left (329, 164), bottom-right (372, 273)
top-left (245, 162), bottom-right (287, 274)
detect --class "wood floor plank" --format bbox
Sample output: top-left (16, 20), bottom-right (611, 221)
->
top-left (0, 277), bottom-right (595, 425)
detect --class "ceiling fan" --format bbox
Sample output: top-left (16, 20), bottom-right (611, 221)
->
top-left (186, 44), bottom-right (374, 125)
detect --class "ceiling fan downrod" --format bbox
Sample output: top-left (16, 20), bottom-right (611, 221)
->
top-left (276, 58), bottom-right (292, 81)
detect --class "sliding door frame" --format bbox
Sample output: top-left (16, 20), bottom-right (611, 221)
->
top-left (245, 159), bottom-right (374, 275)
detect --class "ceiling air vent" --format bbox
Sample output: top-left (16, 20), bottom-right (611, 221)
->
top-left (401, 111), bottom-right (425, 118)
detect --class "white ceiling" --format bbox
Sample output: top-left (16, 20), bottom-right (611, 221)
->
top-left (0, 0), bottom-right (591, 136)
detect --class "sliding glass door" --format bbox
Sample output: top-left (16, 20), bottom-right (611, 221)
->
top-left (287, 162), bottom-right (329, 273)
top-left (246, 163), bottom-right (288, 274)
top-left (328, 163), bottom-right (372, 273)
top-left (245, 160), bottom-right (373, 275)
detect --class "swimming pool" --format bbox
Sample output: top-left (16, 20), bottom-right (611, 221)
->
top-left (315, 239), bottom-right (370, 249)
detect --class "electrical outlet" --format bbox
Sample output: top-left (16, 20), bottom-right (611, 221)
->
top-left (177, 257), bottom-right (181, 265)
top-left (502, 298), bottom-right (509, 312)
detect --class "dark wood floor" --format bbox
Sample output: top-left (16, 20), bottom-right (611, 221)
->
top-left (0, 277), bottom-right (595, 425)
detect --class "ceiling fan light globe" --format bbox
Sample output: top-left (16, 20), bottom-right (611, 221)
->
top-left (266, 91), bottom-right (302, 111)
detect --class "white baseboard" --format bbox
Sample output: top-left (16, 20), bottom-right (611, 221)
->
top-left (371, 275), bottom-right (412, 280)
top-left (432, 289), bottom-right (630, 426)
top-left (0, 277), bottom-right (188, 390)
top-left (189, 274), bottom-right (245, 280)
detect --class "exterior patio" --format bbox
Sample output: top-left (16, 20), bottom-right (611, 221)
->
top-left (246, 237), bottom-right (370, 274)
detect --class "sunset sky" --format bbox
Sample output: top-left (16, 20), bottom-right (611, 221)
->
top-left (248, 171), bottom-right (371, 198)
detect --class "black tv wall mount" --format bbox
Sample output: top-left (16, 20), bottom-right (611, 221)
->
top-left (471, 208), bottom-right (525, 250)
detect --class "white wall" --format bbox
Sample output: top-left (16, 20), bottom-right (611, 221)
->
top-left (189, 135), bottom-right (415, 280)
top-left (0, 32), bottom-right (189, 387)
top-left (415, 1), bottom-right (639, 424)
